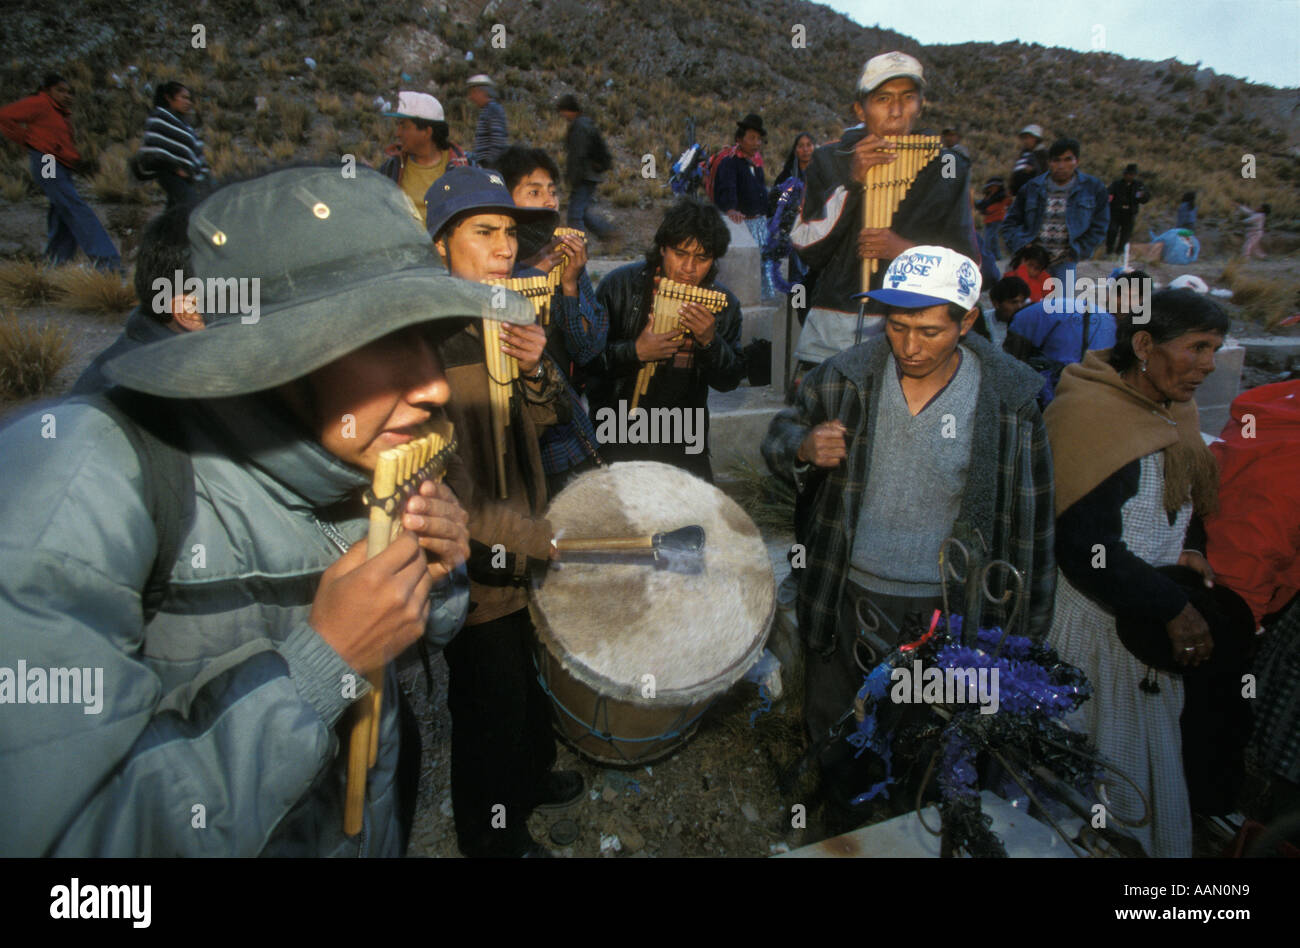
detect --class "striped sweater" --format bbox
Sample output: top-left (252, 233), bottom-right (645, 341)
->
top-left (139, 106), bottom-right (208, 179)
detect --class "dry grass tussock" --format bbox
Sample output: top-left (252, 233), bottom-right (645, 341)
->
top-left (90, 143), bottom-right (150, 204)
top-left (1, 172), bottom-right (32, 202)
top-left (720, 460), bottom-right (796, 534)
top-left (0, 310), bottom-right (70, 401)
top-left (1219, 261), bottom-right (1300, 329)
top-left (50, 266), bottom-right (137, 315)
top-left (0, 260), bottom-right (59, 306)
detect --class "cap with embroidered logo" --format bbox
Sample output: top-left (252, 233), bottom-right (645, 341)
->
top-left (859, 245), bottom-right (981, 311)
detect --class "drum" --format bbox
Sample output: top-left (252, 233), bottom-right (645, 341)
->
top-left (531, 461), bottom-right (775, 765)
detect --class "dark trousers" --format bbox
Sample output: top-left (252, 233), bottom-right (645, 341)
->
top-left (567, 181), bottom-right (614, 238)
top-left (599, 440), bottom-right (713, 483)
top-left (1106, 214), bottom-right (1136, 254)
top-left (158, 171), bottom-right (196, 210)
top-left (803, 584), bottom-right (943, 741)
top-left (443, 607), bottom-right (556, 857)
top-left (28, 149), bottom-right (120, 270)
top-left (544, 455), bottom-right (601, 501)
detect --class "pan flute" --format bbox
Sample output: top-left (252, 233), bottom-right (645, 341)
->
top-left (344, 418), bottom-right (457, 836)
top-left (860, 134), bottom-right (941, 290)
top-left (546, 227), bottom-right (587, 296)
top-left (631, 279), bottom-right (729, 412)
top-left (481, 279), bottom-right (551, 499)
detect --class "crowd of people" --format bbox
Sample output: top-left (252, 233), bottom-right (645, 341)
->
top-left (0, 48), bottom-right (1293, 860)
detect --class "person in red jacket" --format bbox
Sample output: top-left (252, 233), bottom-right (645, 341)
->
top-left (0, 74), bottom-right (120, 270)
top-left (1206, 381), bottom-right (1300, 624)
top-left (1205, 380), bottom-right (1300, 820)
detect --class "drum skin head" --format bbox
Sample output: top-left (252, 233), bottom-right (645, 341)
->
top-left (532, 462), bottom-right (775, 705)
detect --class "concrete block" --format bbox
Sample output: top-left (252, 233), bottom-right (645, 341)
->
top-left (717, 218), bottom-right (761, 309)
top-left (707, 385), bottom-right (786, 472)
top-left (740, 304), bottom-right (777, 347)
top-left (1195, 344), bottom-right (1244, 435)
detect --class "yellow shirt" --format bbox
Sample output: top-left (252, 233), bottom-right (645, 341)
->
top-left (400, 154), bottom-right (450, 228)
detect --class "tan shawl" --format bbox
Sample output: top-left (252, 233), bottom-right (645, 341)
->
top-left (1044, 350), bottom-right (1218, 516)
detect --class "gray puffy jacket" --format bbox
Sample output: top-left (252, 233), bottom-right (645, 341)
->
top-left (0, 393), bottom-right (468, 856)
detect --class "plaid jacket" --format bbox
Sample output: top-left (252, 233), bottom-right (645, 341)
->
top-left (762, 331), bottom-right (1056, 654)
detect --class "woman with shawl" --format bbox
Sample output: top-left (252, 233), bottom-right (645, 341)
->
top-left (1044, 288), bottom-right (1229, 857)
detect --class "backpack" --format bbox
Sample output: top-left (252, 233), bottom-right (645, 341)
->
top-left (703, 145), bottom-right (738, 202)
top-left (75, 388), bottom-right (195, 622)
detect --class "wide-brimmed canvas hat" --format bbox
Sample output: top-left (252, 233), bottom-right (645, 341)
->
top-left (104, 166), bottom-right (534, 398)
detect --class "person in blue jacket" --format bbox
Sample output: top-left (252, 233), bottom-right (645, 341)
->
top-left (1001, 137), bottom-right (1110, 284)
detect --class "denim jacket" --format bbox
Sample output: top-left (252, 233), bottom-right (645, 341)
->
top-left (1001, 171), bottom-right (1110, 263)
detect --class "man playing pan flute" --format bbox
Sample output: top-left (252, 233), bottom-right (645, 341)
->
top-left (792, 51), bottom-right (979, 369)
top-left (498, 144), bottom-right (610, 496)
top-left (0, 167), bottom-right (498, 856)
top-left (424, 167), bottom-right (587, 858)
top-left (586, 197), bottom-right (747, 483)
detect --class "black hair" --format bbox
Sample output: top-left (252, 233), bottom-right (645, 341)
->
top-left (646, 197), bottom-right (730, 281)
top-left (496, 145), bottom-right (561, 193)
top-left (1048, 137), bottom-right (1080, 160)
top-left (1109, 288), bottom-right (1229, 372)
top-left (991, 276), bottom-right (1030, 304)
top-left (1011, 245), bottom-right (1051, 270)
top-left (1260, 203), bottom-right (1271, 216)
top-left (40, 73), bottom-right (67, 92)
top-left (136, 201), bottom-right (199, 325)
top-left (407, 117), bottom-right (451, 151)
top-left (1181, 191), bottom-right (1196, 206)
top-left (154, 81), bottom-right (188, 109)
top-left (774, 132), bottom-right (814, 185)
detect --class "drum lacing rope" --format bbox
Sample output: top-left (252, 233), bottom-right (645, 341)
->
top-left (532, 654), bottom-right (710, 760)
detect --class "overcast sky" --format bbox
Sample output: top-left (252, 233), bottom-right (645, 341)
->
top-left (823, 0), bottom-right (1300, 90)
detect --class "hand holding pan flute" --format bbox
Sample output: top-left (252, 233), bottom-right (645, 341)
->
top-left (499, 321), bottom-right (547, 377)
top-left (401, 479), bottom-right (470, 582)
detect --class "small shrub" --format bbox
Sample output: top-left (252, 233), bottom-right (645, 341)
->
top-left (1220, 261), bottom-right (1299, 328)
top-left (316, 92), bottom-right (344, 117)
top-left (0, 311), bottom-right (70, 401)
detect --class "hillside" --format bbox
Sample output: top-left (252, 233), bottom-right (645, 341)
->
top-left (1, 0), bottom-right (1296, 256)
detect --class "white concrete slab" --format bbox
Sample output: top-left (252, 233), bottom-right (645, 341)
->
top-left (780, 790), bottom-right (1087, 858)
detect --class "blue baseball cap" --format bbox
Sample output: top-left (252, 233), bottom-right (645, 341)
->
top-left (424, 167), bottom-right (557, 260)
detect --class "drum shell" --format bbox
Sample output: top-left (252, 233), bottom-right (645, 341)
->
top-left (533, 628), bottom-right (710, 766)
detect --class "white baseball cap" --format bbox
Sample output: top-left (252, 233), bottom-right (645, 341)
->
top-left (467, 74), bottom-right (495, 89)
top-left (1019, 123), bottom-right (1044, 140)
top-left (857, 52), bottom-right (925, 95)
top-left (382, 91), bottom-right (445, 122)
top-left (860, 245), bottom-right (982, 311)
